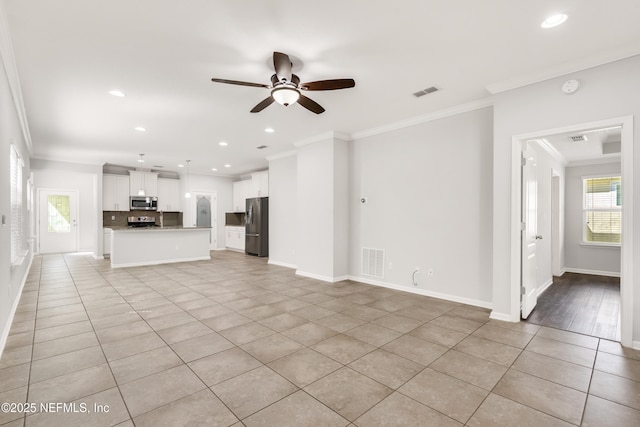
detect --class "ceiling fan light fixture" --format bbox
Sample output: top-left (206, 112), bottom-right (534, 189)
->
top-left (271, 87), bottom-right (300, 106)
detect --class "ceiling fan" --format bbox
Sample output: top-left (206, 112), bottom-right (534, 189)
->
top-left (211, 52), bottom-right (355, 114)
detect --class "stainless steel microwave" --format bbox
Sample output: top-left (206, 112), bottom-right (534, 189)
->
top-left (130, 196), bottom-right (158, 211)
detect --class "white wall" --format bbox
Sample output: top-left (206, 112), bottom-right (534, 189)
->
top-left (564, 162), bottom-right (621, 275)
top-left (0, 8), bottom-right (33, 357)
top-left (296, 137), bottom-right (339, 280)
top-left (349, 107), bottom-right (494, 306)
top-left (268, 153), bottom-right (297, 268)
top-left (31, 160), bottom-right (102, 255)
top-left (492, 54), bottom-right (640, 344)
top-left (180, 172), bottom-right (233, 250)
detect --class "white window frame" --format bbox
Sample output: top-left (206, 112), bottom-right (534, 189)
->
top-left (582, 174), bottom-right (621, 247)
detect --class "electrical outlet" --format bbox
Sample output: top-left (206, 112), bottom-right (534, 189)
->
top-left (111, 216), bottom-right (115, 220)
top-left (388, 262), bottom-right (393, 270)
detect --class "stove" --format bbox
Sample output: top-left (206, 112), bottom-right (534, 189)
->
top-left (127, 216), bottom-right (157, 227)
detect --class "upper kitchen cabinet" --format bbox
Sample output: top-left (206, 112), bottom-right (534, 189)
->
top-left (129, 171), bottom-right (159, 197)
top-left (103, 174), bottom-right (130, 211)
top-left (232, 180), bottom-right (251, 212)
top-left (250, 171), bottom-right (269, 197)
top-left (157, 178), bottom-right (181, 211)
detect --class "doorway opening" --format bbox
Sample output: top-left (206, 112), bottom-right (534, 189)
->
top-left (511, 116), bottom-right (633, 346)
top-left (187, 191), bottom-right (217, 251)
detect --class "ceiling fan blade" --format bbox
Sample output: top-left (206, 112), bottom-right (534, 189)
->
top-left (300, 79), bottom-right (355, 91)
top-left (273, 52), bottom-right (292, 83)
top-left (297, 94), bottom-right (325, 114)
top-left (250, 96), bottom-right (275, 113)
top-left (211, 78), bottom-right (270, 89)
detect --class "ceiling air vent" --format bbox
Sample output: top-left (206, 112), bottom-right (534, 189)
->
top-left (413, 86), bottom-right (439, 98)
top-left (569, 135), bottom-right (588, 142)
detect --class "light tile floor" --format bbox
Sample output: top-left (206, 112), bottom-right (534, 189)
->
top-left (1, 251), bottom-right (640, 426)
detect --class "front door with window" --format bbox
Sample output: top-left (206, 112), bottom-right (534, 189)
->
top-left (39, 190), bottom-right (78, 253)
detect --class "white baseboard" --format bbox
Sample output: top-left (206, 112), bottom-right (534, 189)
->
top-left (562, 267), bottom-right (620, 278)
top-left (110, 255), bottom-right (211, 268)
top-left (632, 340), bottom-right (640, 351)
top-left (267, 260), bottom-right (297, 270)
top-left (295, 270), bottom-right (349, 283)
top-left (0, 254), bottom-right (33, 360)
top-left (348, 275), bottom-right (492, 310)
top-left (537, 278), bottom-right (553, 297)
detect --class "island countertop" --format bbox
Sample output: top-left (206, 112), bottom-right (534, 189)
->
top-left (108, 226), bottom-right (211, 232)
top-left (109, 226), bottom-right (211, 268)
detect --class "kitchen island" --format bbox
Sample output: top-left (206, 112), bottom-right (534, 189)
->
top-left (109, 226), bottom-right (211, 268)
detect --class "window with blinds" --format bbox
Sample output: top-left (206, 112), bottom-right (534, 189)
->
top-left (583, 176), bottom-right (621, 244)
top-left (10, 144), bottom-right (24, 264)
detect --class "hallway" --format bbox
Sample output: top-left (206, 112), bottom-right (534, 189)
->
top-left (526, 273), bottom-right (620, 341)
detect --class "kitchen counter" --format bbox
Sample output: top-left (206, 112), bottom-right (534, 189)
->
top-left (108, 226), bottom-right (211, 231)
top-left (109, 226), bottom-right (211, 268)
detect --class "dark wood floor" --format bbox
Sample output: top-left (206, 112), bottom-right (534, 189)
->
top-left (525, 272), bottom-right (620, 341)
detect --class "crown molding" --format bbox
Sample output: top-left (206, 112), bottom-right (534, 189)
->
top-left (266, 150), bottom-right (297, 161)
top-left (0, 4), bottom-right (32, 154)
top-left (532, 138), bottom-right (567, 167)
top-left (351, 97), bottom-right (493, 141)
top-left (486, 47), bottom-right (640, 95)
top-left (293, 131), bottom-right (352, 147)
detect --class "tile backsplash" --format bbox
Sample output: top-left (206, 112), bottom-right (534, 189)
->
top-left (103, 211), bottom-right (183, 227)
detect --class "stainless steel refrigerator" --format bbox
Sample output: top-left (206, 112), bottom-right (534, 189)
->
top-left (245, 197), bottom-right (268, 257)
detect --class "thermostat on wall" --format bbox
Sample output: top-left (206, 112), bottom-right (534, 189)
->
top-left (561, 79), bottom-right (580, 94)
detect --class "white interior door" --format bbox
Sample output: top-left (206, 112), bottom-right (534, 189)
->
top-left (190, 191), bottom-right (217, 250)
top-left (39, 189), bottom-right (78, 254)
top-left (521, 143), bottom-right (539, 319)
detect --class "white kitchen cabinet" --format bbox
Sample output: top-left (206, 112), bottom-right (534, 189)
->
top-left (157, 178), bottom-right (180, 211)
top-left (232, 180), bottom-right (251, 212)
top-left (103, 174), bottom-right (130, 211)
top-left (225, 226), bottom-right (245, 251)
top-left (129, 171), bottom-right (159, 197)
top-left (103, 228), bottom-right (112, 256)
top-left (250, 171), bottom-right (269, 197)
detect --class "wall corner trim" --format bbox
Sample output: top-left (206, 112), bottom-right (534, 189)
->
top-left (489, 311), bottom-right (516, 322)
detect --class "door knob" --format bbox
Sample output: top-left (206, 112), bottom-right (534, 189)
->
top-left (535, 235), bottom-right (543, 239)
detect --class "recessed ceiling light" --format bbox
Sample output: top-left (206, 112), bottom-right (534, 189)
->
top-left (109, 90), bottom-right (125, 97)
top-left (265, 128), bottom-right (275, 133)
top-left (224, 164), bottom-right (231, 168)
top-left (219, 141), bottom-right (228, 146)
top-left (541, 14), bottom-right (568, 28)
top-left (211, 168), bottom-right (218, 171)
top-left (177, 164), bottom-right (184, 168)
top-left (134, 126), bottom-right (146, 132)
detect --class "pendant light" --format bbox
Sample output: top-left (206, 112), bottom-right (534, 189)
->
top-left (137, 154), bottom-right (146, 196)
top-left (184, 160), bottom-right (191, 198)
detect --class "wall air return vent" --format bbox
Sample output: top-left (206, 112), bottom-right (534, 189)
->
top-left (413, 86), bottom-right (439, 98)
top-left (361, 247), bottom-right (385, 278)
top-left (569, 135), bottom-right (588, 142)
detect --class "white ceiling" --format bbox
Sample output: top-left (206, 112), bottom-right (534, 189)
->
top-left (4, 0), bottom-right (640, 176)
top-left (540, 127), bottom-right (622, 165)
